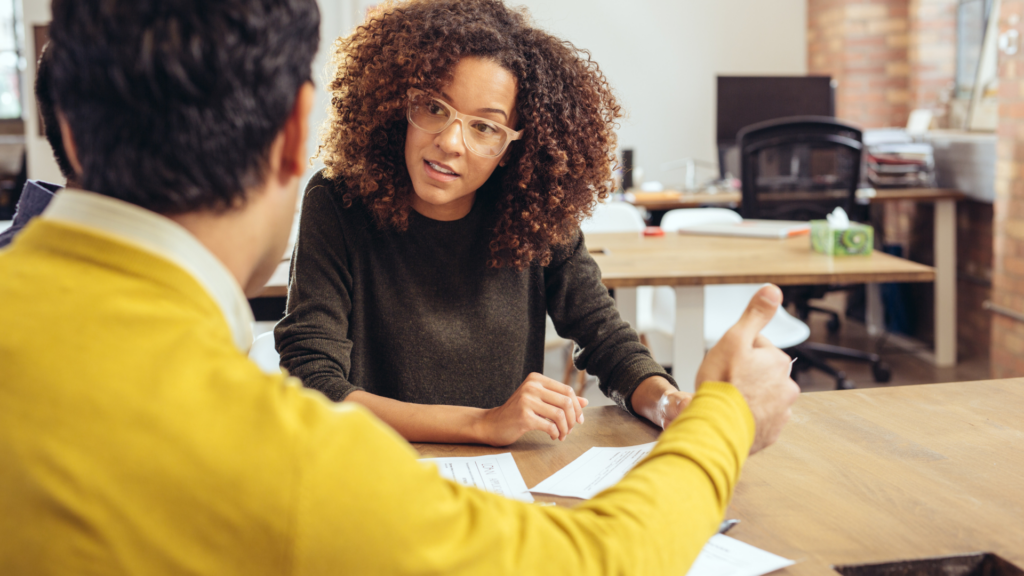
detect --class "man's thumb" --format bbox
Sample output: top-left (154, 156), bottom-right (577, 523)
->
top-left (729, 284), bottom-right (783, 344)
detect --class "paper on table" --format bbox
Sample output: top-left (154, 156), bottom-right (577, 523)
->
top-left (529, 442), bottom-right (656, 499)
top-left (420, 453), bottom-right (534, 503)
top-left (687, 535), bottom-right (794, 576)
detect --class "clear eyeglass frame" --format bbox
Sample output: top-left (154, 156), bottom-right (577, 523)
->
top-left (406, 88), bottom-right (523, 158)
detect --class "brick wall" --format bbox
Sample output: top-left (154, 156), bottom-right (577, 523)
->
top-left (908, 0), bottom-right (958, 120)
top-left (808, 0), bottom-right (911, 128)
top-left (992, 0), bottom-right (1024, 376)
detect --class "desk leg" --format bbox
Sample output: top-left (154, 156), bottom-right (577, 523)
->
top-left (934, 199), bottom-right (957, 367)
top-left (673, 286), bottom-right (705, 394)
top-left (615, 287), bottom-right (638, 329)
top-left (866, 283), bottom-right (884, 336)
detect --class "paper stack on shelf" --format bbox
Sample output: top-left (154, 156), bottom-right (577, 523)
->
top-left (862, 129), bottom-right (935, 188)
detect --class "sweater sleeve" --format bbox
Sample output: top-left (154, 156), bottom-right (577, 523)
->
top-left (289, 381), bottom-right (755, 576)
top-left (274, 174), bottom-right (361, 401)
top-left (545, 230), bottom-right (677, 415)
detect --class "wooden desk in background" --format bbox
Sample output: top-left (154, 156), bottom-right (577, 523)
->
top-left (416, 379), bottom-right (1024, 574)
top-left (629, 188), bottom-right (964, 368)
top-left (587, 233), bottom-right (934, 391)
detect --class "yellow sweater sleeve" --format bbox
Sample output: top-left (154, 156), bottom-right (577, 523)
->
top-left (289, 381), bottom-right (754, 576)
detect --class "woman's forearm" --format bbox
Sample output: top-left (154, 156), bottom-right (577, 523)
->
top-left (346, 390), bottom-right (490, 444)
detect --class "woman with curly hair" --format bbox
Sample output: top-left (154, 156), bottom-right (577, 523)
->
top-left (275, 0), bottom-right (692, 446)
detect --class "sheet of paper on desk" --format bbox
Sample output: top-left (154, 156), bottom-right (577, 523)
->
top-left (687, 535), bottom-right (794, 576)
top-left (529, 442), bottom-right (656, 499)
top-left (419, 453), bottom-right (534, 503)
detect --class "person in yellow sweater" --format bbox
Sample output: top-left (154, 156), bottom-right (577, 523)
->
top-left (0, 0), bottom-right (800, 575)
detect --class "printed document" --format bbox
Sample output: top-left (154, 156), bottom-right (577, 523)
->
top-left (420, 453), bottom-right (534, 503)
top-left (529, 442), bottom-right (656, 499)
top-left (687, 535), bottom-right (795, 576)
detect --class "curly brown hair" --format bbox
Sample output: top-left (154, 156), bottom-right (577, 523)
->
top-left (317, 0), bottom-right (622, 269)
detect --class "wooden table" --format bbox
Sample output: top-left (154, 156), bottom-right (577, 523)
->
top-left (587, 233), bottom-right (934, 391)
top-left (416, 379), bottom-right (1024, 573)
top-left (629, 188), bottom-right (963, 368)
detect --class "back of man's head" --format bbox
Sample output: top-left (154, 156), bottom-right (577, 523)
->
top-left (47, 0), bottom-right (320, 215)
top-left (34, 43), bottom-right (75, 183)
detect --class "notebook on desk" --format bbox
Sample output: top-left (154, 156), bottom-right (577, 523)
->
top-left (677, 220), bottom-right (810, 239)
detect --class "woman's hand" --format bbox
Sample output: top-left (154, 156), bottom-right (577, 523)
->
top-left (476, 373), bottom-right (588, 446)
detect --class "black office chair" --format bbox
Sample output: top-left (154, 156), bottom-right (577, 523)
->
top-left (737, 116), bottom-right (891, 389)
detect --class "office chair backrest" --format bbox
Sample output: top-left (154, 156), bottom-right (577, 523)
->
top-left (738, 116), bottom-right (863, 222)
top-left (580, 201), bottom-right (646, 233)
top-left (660, 208), bottom-right (742, 231)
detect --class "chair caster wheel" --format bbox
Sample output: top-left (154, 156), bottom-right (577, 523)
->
top-left (826, 317), bottom-right (841, 334)
top-left (872, 362), bottom-right (892, 383)
top-left (836, 377), bottom-right (855, 390)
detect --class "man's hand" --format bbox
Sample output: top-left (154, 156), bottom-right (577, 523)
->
top-left (695, 284), bottom-right (800, 454)
top-left (476, 373), bottom-right (588, 446)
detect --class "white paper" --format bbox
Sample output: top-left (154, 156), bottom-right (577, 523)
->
top-left (529, 442), bottom-right (656, 499)
top-left (420, 453), bottom-right (534, 503)
top-left (686, 535), bottom-right (794, 576)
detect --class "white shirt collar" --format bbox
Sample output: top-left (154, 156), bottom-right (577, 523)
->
top-left (42, 189), bottom-right (255, 352)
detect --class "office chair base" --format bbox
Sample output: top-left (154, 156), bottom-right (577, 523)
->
top-left (871, 362), bottom-right (892, 383)
top-left (790, 342), bottom-right (892, 389)
top-left (794, 303), bottom-right (842, 334)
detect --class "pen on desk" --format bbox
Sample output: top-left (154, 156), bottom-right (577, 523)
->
top-left (717, 519), bottom-right (739, 534)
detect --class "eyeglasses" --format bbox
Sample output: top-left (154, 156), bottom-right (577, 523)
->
top-left (407, 89), bottom-right (523, 158)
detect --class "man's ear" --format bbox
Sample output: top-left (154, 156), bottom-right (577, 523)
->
top-left (279, 82), bottom-right (316, 180)
top-left (57, 112), bottom-right (84, 178)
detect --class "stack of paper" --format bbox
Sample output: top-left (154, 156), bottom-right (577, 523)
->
top-left (529, 442), bottom-right (656, 499)
top-left (687, 535), bottom-right (794, 576)
top-left (419, 453), bottom-right (534, 503)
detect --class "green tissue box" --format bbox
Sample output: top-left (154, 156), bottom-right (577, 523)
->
top-left (810, 221), bottom-right (874, 256)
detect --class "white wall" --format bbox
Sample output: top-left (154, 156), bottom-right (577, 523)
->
top-left (514, 0), bottom-right (807, 187)
top-left (20, 0), bottom-right (60, 183)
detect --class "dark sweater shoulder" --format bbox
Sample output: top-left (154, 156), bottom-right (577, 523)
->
top-left (303, 171), bottom-right (372, 225)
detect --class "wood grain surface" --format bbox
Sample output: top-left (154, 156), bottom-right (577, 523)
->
top-left (729, 379), bottom-right (1024, 574)
top-left (414, 379), bottom-right (1024, 573)
top-left (587, 232), bottom-right (935, 287)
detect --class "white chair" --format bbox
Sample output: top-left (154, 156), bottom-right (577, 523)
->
top-left (249, 331), bottom-right (282, 374)
top-left (642, 208), bottom-right (810, 365)
top-left (579, 201), bottom-right (646, 233)
top-left (554, 201), bottom-right (648, 392)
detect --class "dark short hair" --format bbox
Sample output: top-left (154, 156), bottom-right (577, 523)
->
top-left (34, 43), bottom-right (75, 181)
top-left (47, 0), bottom-right (320, 214)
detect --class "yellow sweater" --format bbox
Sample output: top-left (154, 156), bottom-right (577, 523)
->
top-left (0, 220), bottom-right (755, 575)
